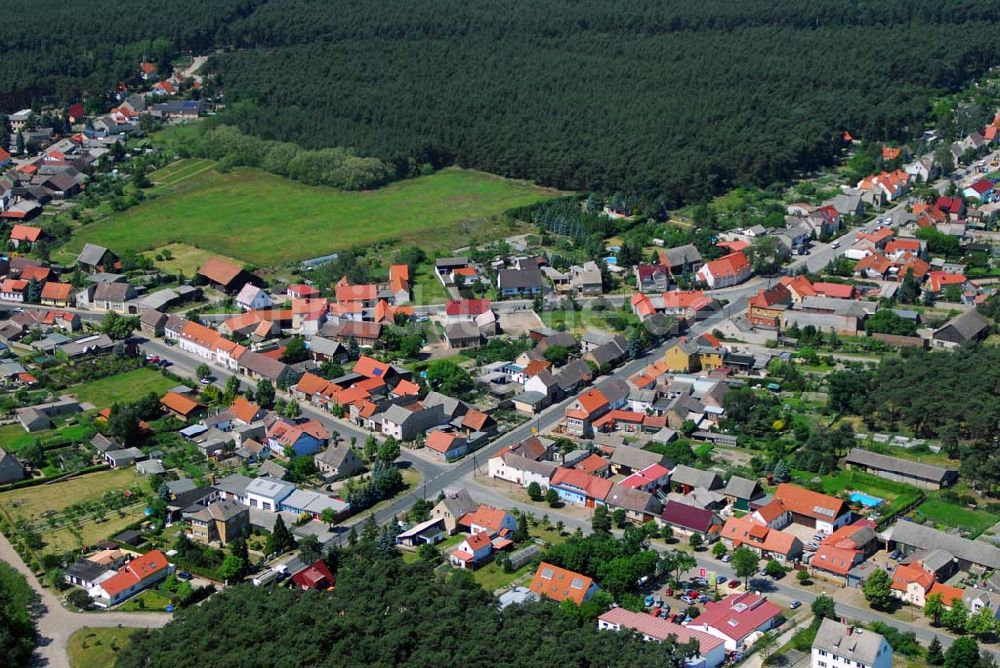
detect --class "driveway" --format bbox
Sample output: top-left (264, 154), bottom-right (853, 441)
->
top-left (0, 533), bottom-right (170, 667)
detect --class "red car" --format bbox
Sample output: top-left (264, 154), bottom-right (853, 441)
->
top-left (686, 589), bottom-right (700, 598)
top-left (728, 580), bottom-right (741, 589)
top-left (664, 588), bottom-right (673, 597)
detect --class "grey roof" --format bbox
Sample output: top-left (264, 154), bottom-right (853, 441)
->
top-left (512, 391), bottom-right (547, 406)
top-left (90, 433), bottom-right (121, 453)
top-left (661, 244), bottom-right (702, 268)
top-left (239, 351), bottom-right (291, 382)
top-left (306, 336), bottom-right (343, 357)
top-left (609, 446), bottom-right (666, 471)
top-left (801, 296), bottom-right (878, 316)
top-left (498, 267), bottom-right (544, 290)
top-left (589, 340), bottom-right (627, 366)
top-left (93, 282), bottom-right (133, 302)
top-left (435, 257), bottom-right (468, 268)
top-left (445, 320), bottom-right (481, 341)
top-left (889, 521), bottom-right (1000, 569)
top-left (553, 359), bottom-right (592, 392)
top-left (257, 460), bottom-right (289, 480)
top-left (605, 483), bottom-right (662, 515)
top-left (422, 391), bottom-right (465, 418)
top-left (190, 499), bottom-right (246, 522)
top-left (670, 464), bottom-right (722, 490)
top-left (502, 452), bottom-right (557, 478)
top-left (213, 473), bottom-right (253, 497)
top-left (140, 309), bottom-right (168, 328)
top-left (0, 448), bottom-right (24, 481)
top-left (64, 559), bottom-right (110, 582)
top-left (437, 488), bottom-right (477, 518)
top-left (963, 587), bottom-right (1000, 612)
top-left (166, 478), bottom-right (198, 496)
top-left (136, 459), bottom-right (165, 475)
top-left (581, 330), bottom-right (616, 347)
top-left (314, 442), bottom-right (357, 468)
top-left (140, 289), bottom-right (180, 311)
top-left (934, 308), bottom-right (990, 342)
top-left (813, 619), bottom-right (888, 666)
top-left (722, 476), bottom-right (762, 501)
top-left (246, 476), bottom-right (295, 499)
top-left (77, 243), bottom-right (110, 266)
top-left (594, 376), bottom-right (630, 404)
top-left (844, 448), bottom-right (956, 484)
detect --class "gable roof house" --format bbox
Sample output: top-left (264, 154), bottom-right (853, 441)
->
top-left (844, 448), bottom-right (957, 490)
top-left (432, 488), bottom-right (478, 533)
top-left (424, 431), bottom-right (469, 461)
top-left (660, 244), bottom-right (703, 274)
top-left (529, 562), bottom-right (599, 605)
top-left (487, 450), bottom-right (558, 489)
top-left (670, 464), bottom-right (723, 493)
top-left (564, 388), bottom-right (611, 437)
top-left (659, 500), bottom-right (722, 538)
top-left (380, 402), bottom-right (447, 442)
top-left (549, 467), bottom-right (613, 508)
top-left (720, 515), bottom-right (802, 562)
top-left (773, 483), bottom-right (851, 534)
top-left (91, 281), bottom-right (138, 314)
top-left (497, 267), bottom-right (544, 298)
top-left (598, 608), bottom-right (726, 668)
top-left (314, 442), bottom-right (364, 481)
top-left (932, 309), bottom-right (991, 348)
top-left (0, 448), bottom-right (25, 484)
top-left (686, 592), bottom-right (782, 652)
top-left (89, 550), bottom-right (172, 608)
top-left (197, 257), bottom-right (263, 294)
top-left (812, 619), bottom-right (893, 668)
top-left (695, 251), bottom-right (751, 289)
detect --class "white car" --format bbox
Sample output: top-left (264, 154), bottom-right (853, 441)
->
top-left (830, 241), bottom-right (840, 249)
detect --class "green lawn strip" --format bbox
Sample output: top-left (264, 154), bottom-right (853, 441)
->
top-left (800, 469), bottom-right (922, 517)
top-left (68, 627), bottom-right (141, 668)
top-left (913, 499), bottom-right (995, 537)
top-left (67, 166), bottom-right (564, 266)
top-left (0, 424), bottom-right (40, 452)
top-left (69, 368), bottom-right (176, 407)
top-left (472, 560), bottom-right (533, 593)
top-left (118, 587), bottom-right (174, 612)
top-left (412, 262), bottom-right (450, 304)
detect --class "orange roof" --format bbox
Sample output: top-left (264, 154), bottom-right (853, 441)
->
top-left (335, 283), bottom-right (377, 302)
top-left (354, 377), bottom-right (386, 393)
top-left (716, 240), bottom-right (749, 253)
top-left (779, 275), bottom-right (817, 298)
top-left (222, 311), bottom-right (264, 333)
top-left (812, 543), bottom-right (859, 576)
top-left (292, 297), bottom-right (328, 315)
top-left (296, 372), bottom-right (331, 396)
top-left (425, 430), bottom-right (463, 454)
top-left (858, 227), bottom-right (894, 244)
top-left (461, 409), bottom-right (491, 431)
top-left (529, 562), bottom-right (595, 605)
top-left (700, 251), bottom-right (749, 279)
top-left (198, 257), bottom-right (244, 286)
top-left (460, 505), bottom-right (511, 534)
top-left (574, 388), bottom-right (609, 416)
top-left (721, 515), bottom-right (799, 557)
top-left (99, 550), bottom-right (170, 597)
top-left (882, 146), bottom-right (901, 161)
top-left (855, 253), bottom-right (893, 275)
top-left (774, 483), bottom-right (847, 522)
top-left (754, 500), bottom-right (787, 524)
top-left (393, 379), bottom-right (421, 397)
top-left (40, 282), bottom-right (72, 301)
top-left (140, 62), bottom-right (157, 74)
top-left (333, 386), bottom-right (369, 406)
top-left (575, 453), bottom-right (610, 475)
top-left (389, 264), bottom-right (410, 293)
top-left (230, 396), bottom-right (262, 423)
top-left (19, 265), bottom-right (50, 282)
top-left (160, 391), bottom-right (202, 417)
top-left (550, 467), bottom-right (613, 501)
top-left (631, 293), bottom-right (655, 317)
top-left (892, 563), bottom-right (934, 592)
top-left (661, 290), bottom-right (708, 309)
top-left (749, 283), bottom-right (791, 310)
top-left (927, 582), bottom-right (965, 606)
top-left (0, 279), bottom-right (28, 293)
top-left (354, 355), bottom-right (391, 379)
top-left (465, 531), bottom-right (491, 551)
top-left (927, 271), bottom-right (966, 292)
top-left (885, 238), bottom-right (923, 255)
top-left (10, 224), bottom-right (43, 242)
top-left (523, 359), bottom-right (552, 377)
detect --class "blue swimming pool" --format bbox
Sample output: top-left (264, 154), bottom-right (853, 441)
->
top-left (849, 491), bottom-right (884, 508)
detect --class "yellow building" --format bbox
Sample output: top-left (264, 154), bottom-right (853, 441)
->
top-left (663, 340), bottom-right (700, 373)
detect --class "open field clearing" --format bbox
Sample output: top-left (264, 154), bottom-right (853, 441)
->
top-left (67, 166), bottom-right (563, 265)
top-left (68, 367), bottom-right (177, 407)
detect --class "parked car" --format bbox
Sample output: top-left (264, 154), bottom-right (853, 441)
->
top-left (644, 594), bottom-right (655, 607)
top-left (672, 612), bottom-right (684, 623)
top-left (790, 600), bottom-right (801, 610)
top-left (721, 554), bottom-right (731, 563)
top-left (716, 576), bottom-right (727, 584)
top-left (177, 571), bottom-right (193, 581)
top-left (728, 580), bottom-right (741, 589)
top-left (680, 595), bottom-right (694, 605)
top-left (687, 589), bottom-right (700, 598)
top-left (889, 550), bottom-right (900, 560)
top-left (698, 595), bottom-right (709, 604)
top-left (664, 588), bottom-right (673, 597)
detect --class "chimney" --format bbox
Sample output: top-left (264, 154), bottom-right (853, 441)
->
top-left (846, 625), bottom-right (853, 636)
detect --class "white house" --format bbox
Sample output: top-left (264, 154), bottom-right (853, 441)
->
top-left (245, 477), bottom-right (295, 511)
top-left (811, 619), bottom-right (892, 668)
top-left (696, 252), bottom-right (751, 289)
top-left (598, 608), bottom-right (726, 668)
top-left (449, 532), bottom-right (492, 569)
top-left (235, 283), bottom-right (272, 311)
top-left (488, 451), bottom-right (557, 489)
top-left (686, 593), bottom-right (782, 652)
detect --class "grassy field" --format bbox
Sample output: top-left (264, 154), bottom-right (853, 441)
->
top-left (68, 627), bottom-right (141, 668)
top-left (69, 368), bottom-right (177, 407)
top-left (914, 499), bottom-right (996, 537)
top-left (67, 164), bottom-right (563, 266)
top-left (471, 560), bottom-right (534, 593)
top-left (119, 587), bottom-right (174, 612)
top-left (0, 423), bottom-right (39, 452)
top-left (412, 262), bottom-right (450, 304)
top-left (140, 242), bottom-right (241, 277)
top-left (805, 470), bottom-right (923, 518)
top-left (0, 468), bottom-right (144, 553)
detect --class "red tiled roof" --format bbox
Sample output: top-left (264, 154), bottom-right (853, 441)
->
top-left (40, 282), bottom-right (73, 301)
top-left (160, 391), bottom-right (202, 417)
top-left (335, 283), bottom-right (377, 302)
top-left (693, 593), bottom-right (781, 642)
top-left (353, 355), bottom-right (391, 379)
top-left (230, 396), bottom-right (262, 423)
top-left (575, 453), bottom-right (610, 475)
top-left (445, 298), bottom-right (492, 317)
top-left (661, 290), bottom-right (709, 309)
top-left (425, 431), bottom-right (464, 454)
top-left (393, 379), bottom-right (421, 396)
top-left (811, 282), bottom-right (854, 299)
top-left (460, 505), bottom-right (512, 534)
top-left (19, 265), bottom-right (51, 282)
top-left (198, 257), bottom-right (244, 286)
top-left (598, 608), bottom-right (724, 652)
top-left (774, 483), bottom-right (848, 522)
top-left (574, 388), bottom-right (610, 416)
top-left (892, 563), bottom-right (934, 592)
top-left (550, 467), bottom-right (613, 501)
top-left (10, 224), bottom-right (43, 242)
top-left (700, 251), bottom-right (750, 279)
top-left (529, 562), bottom-right (595, 605)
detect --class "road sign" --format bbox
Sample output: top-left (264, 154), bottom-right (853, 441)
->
top-left (699, 568), bottom-right (706, 577)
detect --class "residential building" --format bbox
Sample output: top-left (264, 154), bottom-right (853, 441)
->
top-left (549, 467), bottom-right (613, 507)
top-left (659, 500), bottom-right (722, 539)
top-left (686, 592), bottom-right (782, 651)
top-left (888, 521), bottom-right (1000, 572)
top-left (529, 562), bottom-right (599, 605)
top-left (696, 251), bottom-right (751, 289)
top-left (497, 267), bottom-right (544, 298)
top-left (188, 500), bottom-right (250, 546)
top-left (773, 483), bottom-right (851, 534)
top-left (314, 443), bottom-right (364, 480)
top-left (932, 309), bottom-right (991, 348)
top-left (449, 532), bottom-right (493, 570)
top-left (245, 477), bottom-right (295, 511)
top-left (432, 488), bottom-right (478, 533)
top-left (0, 448), bottom-right (25, 483)
top-left (598, 608), bottom-right (726, 668)
top-left (720, 515), bottom-right (802, 563)
top-left (89, 550), bottom-right (172, 608)
top-left (811, 619), bottom-right (892, 668)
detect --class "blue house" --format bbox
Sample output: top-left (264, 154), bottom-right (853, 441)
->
top-left (550, 467), bottom-right (611, 508)
top-left (498, 268), bottom-right (544, 298)
top-left (266, 418), bottom-right (329, 457)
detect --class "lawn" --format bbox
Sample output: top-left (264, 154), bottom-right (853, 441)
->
top-left (69, 368), bottom-right (177, 407)
top-left (0, 423), bottom-right (39, 452)
top-left (68, 627), bottom-right (141, 668)
top-left (913, 499), bottom-right (996, 538)
top-left (472, 560), bottom-right (534, 593)
top-left (805, 469), bottom-right (923, 518)
top-left (118, 587), bottom-right (174, 612)
top-left (538, 307), bottom-right (637, 335)
top-left (412, 262), bottom-right (450, 304)
top-left (0, 468), bottom-right (145, 553)
top-left (140, 242), bottom-right (242, 277)
top-left (67, 165), bottom-right (564, 266)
